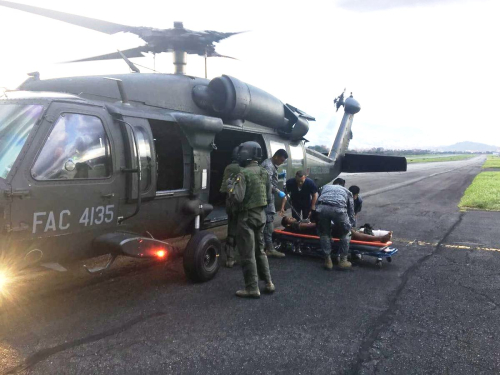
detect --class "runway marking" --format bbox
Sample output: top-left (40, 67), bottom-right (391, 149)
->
top-left (362, 158), bottom-right (484, 198)
top-left (395, 238), bottom-right (500, 253)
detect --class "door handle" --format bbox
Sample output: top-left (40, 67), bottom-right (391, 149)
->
top-left (101, 193), bottom-right (115, 199)
top-left (5, 189), bottom-right (31, 199)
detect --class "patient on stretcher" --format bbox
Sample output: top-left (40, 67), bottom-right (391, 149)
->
top-left (280, 216), bottom-right (392, 243)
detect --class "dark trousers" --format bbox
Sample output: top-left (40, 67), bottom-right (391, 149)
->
top-left (317, 206), bottom-right (351, 258)
top-left (291, 203), bottom-right (311, 221)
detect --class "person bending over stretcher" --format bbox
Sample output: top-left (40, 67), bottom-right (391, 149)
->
top-left (280, 216), bottom-right (393, 243)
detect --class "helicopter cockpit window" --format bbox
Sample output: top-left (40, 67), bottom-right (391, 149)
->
top-left (32, 113), bottom-right (112, 180)
top-left (0, 104), bottom-right (44, 179)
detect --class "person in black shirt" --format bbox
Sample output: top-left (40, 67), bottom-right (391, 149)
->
top-left (348, 185), bottom-right (363, 227)
top-left (280, 170), bottom-right (318, 220)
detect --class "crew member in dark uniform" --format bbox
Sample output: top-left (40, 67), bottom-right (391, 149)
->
top-left (280, 170), bottom-right (318, 220)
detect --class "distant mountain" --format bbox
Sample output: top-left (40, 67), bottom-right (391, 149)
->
top-left (434, 141), bottom-right (500, 152)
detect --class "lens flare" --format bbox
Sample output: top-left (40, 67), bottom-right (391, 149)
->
top-left (0, 270), bottom-right (10, 292)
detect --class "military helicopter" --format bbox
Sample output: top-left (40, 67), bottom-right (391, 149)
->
top-left (0, 1), bottom-right (406, 287)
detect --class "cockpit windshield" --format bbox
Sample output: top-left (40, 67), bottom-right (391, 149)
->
top-left (0, 104), bottom-right (44, 179)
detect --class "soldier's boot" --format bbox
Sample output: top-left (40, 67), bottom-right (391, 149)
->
top-left (263, 281), bottom-right (275, 294)
top-left (235, 289), bottom-right (261, 298)
top-left (265, 244), bottom-right (285, 258)
top-left (338, 256), bottom-right (352, 270)
top-left (324, 256), bottom-right (333, 270)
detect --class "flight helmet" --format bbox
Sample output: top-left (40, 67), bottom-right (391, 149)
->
top-left (237, 141), bottom-right (262, 165)
top-left (231, 146), bottom-right (239, 162)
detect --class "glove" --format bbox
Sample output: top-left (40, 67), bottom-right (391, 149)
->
top-left (278, 191), bottom-right (286, 198)
top-left (278, 171), bottom-right (287, 179)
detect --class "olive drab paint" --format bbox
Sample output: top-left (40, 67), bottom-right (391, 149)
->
top-left (239, 167), bottom-right (269, 211)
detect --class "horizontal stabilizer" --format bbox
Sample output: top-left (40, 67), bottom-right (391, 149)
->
top-left (341, 153), bottom-right (407, 173)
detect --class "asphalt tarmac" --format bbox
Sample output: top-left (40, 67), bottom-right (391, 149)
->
top-left (1, 155), bottom-right (498, 375)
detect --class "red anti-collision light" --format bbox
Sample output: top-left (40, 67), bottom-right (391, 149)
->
top-left (156, 250), bottom-right (166, 259)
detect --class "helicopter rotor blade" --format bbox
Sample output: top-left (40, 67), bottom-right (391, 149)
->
top-left (64, 46), bottom-right (149, 63)
top-left (0, 0), bottom-right (136, 35)
top-left (202, 30), bottom-right (248, 44)
top-left (207, 51), bottom-right (238, 60)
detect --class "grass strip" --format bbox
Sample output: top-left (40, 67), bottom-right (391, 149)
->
top-left (482, 155), bottom-right (500, 169)
top-left (406, 154), bottom-right (475, 164)
top-left (459, 172), bottom-right (500, 211)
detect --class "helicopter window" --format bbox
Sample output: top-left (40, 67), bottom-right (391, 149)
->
top-left (289, 144), bottom-right (304, 169)
top-left (32, 113), bottom-right (112, 181)
top-left (134, 127), bottom-right (152, 192)
top-left (0, 104), bottom-right (44, 179)
top-left (148, 120), bottom-right (186, 191)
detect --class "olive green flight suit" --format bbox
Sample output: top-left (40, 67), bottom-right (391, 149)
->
top-left (220, 162), bottom-right (241, 263)
top-left (233, 161), bottom-right (272, 291)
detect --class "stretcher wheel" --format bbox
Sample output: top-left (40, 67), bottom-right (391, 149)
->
top-left (376, 258), bottom-right (383, 268)
top-left (387, 256), bottom-right (392, 263)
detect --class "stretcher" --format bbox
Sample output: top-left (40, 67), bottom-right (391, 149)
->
top-left (272, 229), bottom-right (398, 268)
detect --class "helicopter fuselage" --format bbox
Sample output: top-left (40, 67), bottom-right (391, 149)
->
top-left (0, 73), bottom-right (346, 274)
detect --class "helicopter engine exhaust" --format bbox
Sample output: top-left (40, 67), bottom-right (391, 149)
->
top-left (193, 75), bottom-right (311, 140)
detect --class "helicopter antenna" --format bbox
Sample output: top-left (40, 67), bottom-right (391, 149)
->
top-left (117, 49), bottom-right (160, 73)
top-left (205, 49), bottom-right (208, 79)
top-left (131, 61), bottom-right (160, 73)
top-left (117, 50), bottom-right (140, 73)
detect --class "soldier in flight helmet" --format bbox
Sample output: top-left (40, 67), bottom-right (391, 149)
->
top-left (220, 146), bottom-right (242, 268)
top-left (236, 141), bottom-right (263, 166)
top-left (230, 141), bottom-right (274, 298)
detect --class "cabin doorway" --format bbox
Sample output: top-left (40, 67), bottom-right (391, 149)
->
top-left (206, 129), bottom-right (266, 225)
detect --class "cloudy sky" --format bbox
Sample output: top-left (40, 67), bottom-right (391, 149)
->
top-left (1, 0), bottom-right (499, 149)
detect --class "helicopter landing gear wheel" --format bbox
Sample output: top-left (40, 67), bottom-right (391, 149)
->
top-left (183, 231), bottom-right (221, 282)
